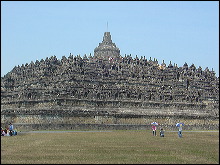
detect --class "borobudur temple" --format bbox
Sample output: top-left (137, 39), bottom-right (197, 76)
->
top-left (1, 32), bottom-right (219, 130)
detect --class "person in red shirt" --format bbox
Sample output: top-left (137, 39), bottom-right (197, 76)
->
top-left (152, 125), bottom-right (157, 136)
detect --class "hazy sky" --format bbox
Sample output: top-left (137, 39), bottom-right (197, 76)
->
top-left (1, 1), bottom-right (219, 77)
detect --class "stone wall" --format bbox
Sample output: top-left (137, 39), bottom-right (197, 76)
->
top-left (1, 107), bottom-right (218, 131)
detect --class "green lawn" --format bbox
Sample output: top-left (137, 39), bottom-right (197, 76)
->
top-left (1, 130), bottom-right (219, 164)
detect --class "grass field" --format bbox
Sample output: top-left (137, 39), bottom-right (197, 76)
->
top-left (1, 130), bottom-right (219, 164)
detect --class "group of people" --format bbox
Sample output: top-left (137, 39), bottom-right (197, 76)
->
top-left (151, 122), bottom-right (183, 138)
top-left (151, 125), bottom-right (165, 137)
top-left (1, 123), bottom-right (17, 136)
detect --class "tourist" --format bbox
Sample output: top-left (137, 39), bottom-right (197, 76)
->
top-left (4, 128), bottom-right (8, 136)
top-left (1, 127), bottom-right (5, 136)
top-left (178, 125), bottom-right (183, 138)
top-left (13, 130), bottom-right (17, 135)
top-left (160, 128), bottom-right (165, 137)
top-left (9, 123), bottom-right (13, 136)
top-left (152, 125), bottom-right (157, 136)
top-left (2, 130), bottom-right (6, 136)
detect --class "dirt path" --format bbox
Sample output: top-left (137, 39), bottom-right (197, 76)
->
top-left (18, 130), bottom-right (219, 134)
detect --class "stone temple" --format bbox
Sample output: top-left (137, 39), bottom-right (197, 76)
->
top-left (1, 32), bottom-right (219, 130)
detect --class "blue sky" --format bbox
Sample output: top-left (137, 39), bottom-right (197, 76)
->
top-left (1, 1), bottom-right (219, 77)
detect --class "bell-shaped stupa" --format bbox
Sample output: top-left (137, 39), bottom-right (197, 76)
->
top-left (94, 32), bottom-right (121, 61)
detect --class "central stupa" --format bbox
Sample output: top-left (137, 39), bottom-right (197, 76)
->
top-left (94, 32), bottom-right (121, 61)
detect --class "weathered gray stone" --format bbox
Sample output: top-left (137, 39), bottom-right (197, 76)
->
top-left (1, 32), bottom-right (219, 130)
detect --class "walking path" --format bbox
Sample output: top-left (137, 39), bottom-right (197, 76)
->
top-left (20, 130), bottom-right (113, 133)
top-left (19, 130), bottom-right (219, 133)
top-left (167, 130), bottom-right (219, 132)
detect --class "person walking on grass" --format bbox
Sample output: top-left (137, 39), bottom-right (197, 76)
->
top-left (152, 125), bottom-right (157, 136)
top-left (176, 123), bottom-right (184, 138)
top-left (178, 125), bottom-right (183, 138)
